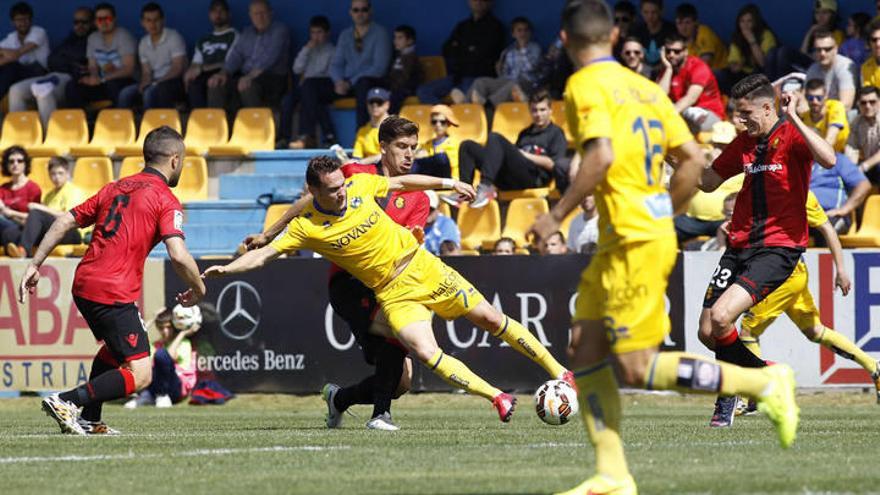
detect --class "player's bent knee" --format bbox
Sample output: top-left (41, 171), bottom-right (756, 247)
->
top-left (708, 306), bottom-right (734, 333)
top-left (127, 357), bottom-right (153, 391)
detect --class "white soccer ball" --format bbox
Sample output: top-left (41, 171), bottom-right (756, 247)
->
top-left (534, 379), bottom-right (579, 425)
top-left (171, 304), bottom-right (202, 333)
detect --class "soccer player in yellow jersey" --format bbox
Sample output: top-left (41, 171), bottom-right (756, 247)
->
top-left (529, 2), bottom-right (799, 494)
top-left (204, 117), bottom-right (573, 423)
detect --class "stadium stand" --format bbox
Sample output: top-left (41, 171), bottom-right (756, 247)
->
top-left (72, 157), bottom-right (113, 196)
top-left (0, 111), bottom-right (42, 151)
top-left (491, 102), bottom-right (531, 144)
top-left (28, 110), bottom-right (89, 157)
top-left (458, 199), bottom-right (501, 250)
top-left (27, 157), bottom-right (53, 192)
top-left (119, 156), bottom-right (146, 179)
top-left (176, 157), bottom-right (209, 202)
top-left (185, 108), bottom-right (229, 156)
top-left (115, 109), bottom-right (182, 157)
top-left (501, 197), bottom-right (549, 248)
top-left (839, 196), bottom-right (880, 247)
top-left (208, 108), bottom-right (275, 157)
top-left (69, 109), bottom-right (136, 157)
top-left (399, 104), bottom-right (433, 142)
top-left (451, 104), bottom-right (488, 145)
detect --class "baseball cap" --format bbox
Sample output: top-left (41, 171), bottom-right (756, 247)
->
top-left (781, 77), bottom-right (804, 93)
top-left (815, 0), bottom-right (836, 12)
top-left (425, 190), bottom-right (439, 209)
top-left (430, 104), bottom-right (459, 127)
top-left (367, 87), bottom-right (391, 102)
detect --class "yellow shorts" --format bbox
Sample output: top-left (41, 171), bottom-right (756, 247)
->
top-left (573, 235), bottom-right (677, 354)
top-left (375, 248), bottom-right (485, 332)
top-left (741, 261), bottom-right (820, 337)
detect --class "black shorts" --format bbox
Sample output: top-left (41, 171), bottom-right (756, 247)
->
top-left (74, 296), bottom-right (150, 363)
top-left (328, 271), bottom-right (389, 365)
top-left (702, 247), bottom-right (803, 308)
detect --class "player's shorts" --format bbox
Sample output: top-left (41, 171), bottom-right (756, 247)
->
top-left (702, 246), bottom-right (803, 308)
top-left (328, 271), bottom-right (402, 365)
top-left (573, 235), bottom-right (677, 354)
top-left (376, 248), bottom-right (485, 332)
top-left (740, 261), bottom-right (820, 336)
top-left (73, 296), bottom-right (150, 363)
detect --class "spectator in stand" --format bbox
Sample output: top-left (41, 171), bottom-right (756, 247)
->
top-left (184, 0), bottom-right (237, 109)
top-left (674, 3), bottom-right (726, 70)
top-left (657, 33), bottom-right (724, 134)
top-left (0, 146), bottom-right (41, 256)
top-left (447, 89), bottom-right (567, 208)
top-left (801, 0), bottom-right (845, 55)
top-left (118, 3), bottom-right (187, 110)
top-left (567, 194), bottom-right (598, 255)
top-left (620, 37), bottom-right (653, 79)
top-left (422, 190), bottom-right (460, 256)
top-left (352, 87), bottom-right (390, 163)
top-left (530, 36), bottom-right (573, 100)
top-left (4, 157), bottom-right (84, 258)
top-left (810, 152), bottom-right (871, 236)
top-left (806, 30), bottom-right (857, 111)
top-left (283, 16), bottom-right (336, 149)
top-left (717, 4), bottom-right (776, 94)
top-left (0, 2), bottom-right (48, 99)
top-left (701, 192), bottom-right (737, 251)
top-left (65, 2), bottom-right (135, 108)
top-left (467, 17), bottom-right (541, 107)
top-left (861, 19), bottom-right (880, 88)
top-left (413, 104), bottom-right (460, 179)
top-left (541, 231), bottom-right (568, 255)
top-left (439, 240), bottom-right (461, 256)
top-left (207, 0), bottom-right (290, 110)
top-left (630, 0), bottom-right (676, 68)
top-left (329, 0), bottom-right (391, 128)
top-left (840, 12), bottom-right (870, 69)
top-left (611, 1), bottom-right (637, 58)
top-left (416, 0), bottom-right (505, 105)
top-left (801, 78), bottom-right (849, 153)
top-left (847, 86), bottom-right (880, 184)
top-left (8, 7), bottom-right (91, 128)
top-left (387, 25), bottom-right (421, 114)
top-left (492, 237), bottom-right (516, 255)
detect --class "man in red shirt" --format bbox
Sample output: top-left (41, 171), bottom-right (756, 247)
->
top-left (657, 32), bottom-right (725, 134)
top-left (244, 116), bottom-right (430, 430)
top-left (698, 74), bottom-right (836, 426)
top-left (19, 126), bottom-right (206, 436)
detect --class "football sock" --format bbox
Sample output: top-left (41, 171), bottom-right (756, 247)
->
top-left (371, 343), bottom-right (406, 418)
top-left (573, 360), bottom-right (629, 480)
top-left (80, 347), bottom-right (118, 422)
top-left (715, 328), bottom-right (766, 368)
top-left (424, 349), bottom-right (501, 400)
top-left (492, 315), bottom-right (568, 378)
top-left (60, 368), bottom-right (135, 408)
top-left (740, 336), bottom-right (762, 359)
top-left (334, 377), bottom-right (374, 413)
top-left (645, 351), bottom-right (772, 399)
top-left (813, 326), bottom-right (877, 374)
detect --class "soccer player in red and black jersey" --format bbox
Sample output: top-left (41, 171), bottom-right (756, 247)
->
top-left (244, 116), bottom-right (430, 430)
top-left (698, 74), bottom-right (836, 425)
top-left (19, 126), bottom-right (206, 435)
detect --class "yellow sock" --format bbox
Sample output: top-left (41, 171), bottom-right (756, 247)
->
top-left (493, 315), bottom-right (568, 378)
top-left (814, 327), bottom-right (878, 374)
top-left (645, 351), bottom-right (772, 399)
top-left (573, 360), bottom-right (629, 480)
top-left (740, 336), bottom-right (762, 359)
top-left (425, 349), bottom-right (501, 400)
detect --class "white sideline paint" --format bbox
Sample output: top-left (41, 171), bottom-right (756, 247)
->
top-left (0, 445), bottom-right (349, 464)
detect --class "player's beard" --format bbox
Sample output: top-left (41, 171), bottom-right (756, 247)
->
top-left (168, 173), bottom-right (180, 188)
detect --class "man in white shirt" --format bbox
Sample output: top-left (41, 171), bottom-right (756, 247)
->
top-left (805, 29), bottom-right (857, 110)
top-left (0, 2), bottom-right (49, 98)
top-left (567, 194), bottom-right (598, 254)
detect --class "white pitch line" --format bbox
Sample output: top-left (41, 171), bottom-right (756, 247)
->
top-left (0, 445), bottom-right (349, 465)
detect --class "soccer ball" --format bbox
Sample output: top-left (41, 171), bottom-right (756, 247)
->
top-left (534, 379), bottom-right (579, 425)
top-left (171, 304), bottom-right (202, 333)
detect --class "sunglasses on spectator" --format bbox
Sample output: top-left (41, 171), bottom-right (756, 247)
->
top-left (805, 94), bottom-right (825, 102)
top-left (814, 46), bottom-right (835, 53)
top-left (623, 50), bottom-right (642, 56)
top-left (351, 7), bottom-right (369, 13)
top-left (96, 15), bottom-right (114, 23)
top-left (74, 18), bottom-right (91, 25)
top-left (367, 99), bottom-right (385, 106)
top-left (8, 158), bottom-right (25, 164)
top-left (431, 119), bottom-right (448, 125)
top-left (859, 99), bottom-right (879, 106)
top-left (665, 47), bottom-right (684, 55)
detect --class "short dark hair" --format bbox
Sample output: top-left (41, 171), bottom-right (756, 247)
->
top-left (378, 115), bottom-right (419, 144)
top-left (561, 0), bottom-right (614, 47)
top-left (858, 85), bottom-right (880, 99)
top-left (10, 2), bottom-right (32, 19)
top-left (394, 24), bottom-right (416, 41)
top-left (868, 18), bottom-right (880, 37)
top-left (641, 0), bottom-right (663, 8)
top-left (528, 88), bottom-right (551, 106)
top-left (622, 35), bottom-right (644, 47)
top-left (664, 32), bottom-right (688, 45)
top-left (94, 2), bottom-right (115, 16)
top-left (141, 2), bottom-right (163, 17)
top-left (143, 126), bottom-right (183, 165)
top-left (614, 0), bottom-right (636, 17)
top-left (675, 2), bottom-right (697, 20)
top-left (548, 231), bottom-right (566, 243)
top-left (2, 146), bottom-right (30, 176)
top-left (511, 16), bottom-right (531, 30)
top-left (812, 29), bottom-right (835, 44)
top-left (209, 0), bottom-right (229, 11)
top-left (155, 308), bottom-right (173, 328)
top-left (730, 73), bottom-right (775, 101)
top-left (309, 15), bottom-right (330, 32)
top-left (805, 78), bottom-right (826, 92)
top-left (47, 156), bottom-right (70, 173)
top-left (306, 155), bottom-right (342, 187)
top-left (494, 237), bottom-right (516, 250)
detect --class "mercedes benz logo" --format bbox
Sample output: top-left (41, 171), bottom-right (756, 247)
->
top-left (217, 281), bottom-right (262, 340)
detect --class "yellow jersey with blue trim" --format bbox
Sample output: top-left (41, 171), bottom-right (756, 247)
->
top-left (564, 57), bottom-right (693, 251)
top-left (270, 173), bottom-right (419, 289)
top-left (805, 190), bottom-right (828, 228)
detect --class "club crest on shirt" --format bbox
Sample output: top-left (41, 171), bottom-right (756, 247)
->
top-left (395, 196), bottom-right (405, 209)
top-left (771, 137), bottom-right (780, 149)
top-left (173, 210), bottom-right (183, 230)
top-left (351, 197), bottom-right (363, 209)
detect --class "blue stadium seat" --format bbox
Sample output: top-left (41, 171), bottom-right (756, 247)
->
top-left (329, 109), bottom-right (357, 150)
top-left (149, 200), bottom-right (267, 258)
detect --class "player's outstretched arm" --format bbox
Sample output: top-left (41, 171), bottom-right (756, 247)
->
top-left (667, 140), bottom-right (706, 214)
top-left (387, 175), bottom-right (476, 201)
top-left (782, 92), bottom-right (836, 168)
top-left (243, 194), bottom-right (312, 250)
top-left (165, 236), bottom-right (206, 307)
top-left (816, 220), bottom-right (852, 295)
top-left (19, 212), bottom-right (78, 303)
top-left (202, 245), bottom-right (281, 279)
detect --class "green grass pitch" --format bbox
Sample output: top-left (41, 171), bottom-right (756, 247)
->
top-left (1, 392), bottom-right (877, 494)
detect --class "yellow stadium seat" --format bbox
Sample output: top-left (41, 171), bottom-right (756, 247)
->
top-left (119, 156), bottom-right (145, 178)
top-left (28, 157), bottom-right (54, 193)
top-left (185, 108), bottom-right (229, 156)
top-left (437, 201), bottom-right (451, 218)
top-left (497, 179), bottom-right (555, 202)
top-left (419, 56), bottom-right (447, 83)
top-left (399, 104), bottom-right (433, 142)
top-left (551, 100), bottom-right (574, 148)
top-left (458, 199), bottom-right (501, 250)
top-left (175, 156), bottom-right (208, 202)
top-left (73, 157), bottom-right (113, 196)
top-left (501, 198), bottom-right (549, 247)
top-left (264, 204), bottom-right (290, 230)
top-left (28, 109), bottom-right (89, 157)
top-left (69, 109), bottom-right (135, 156)
top-left (459, 249), bottom-right (480, 256)
top-left (208, 107), bottom-right (275, 157)
top-left (333, 97), bottom-right (356, 109)
top-left (115, 108), bottom-right (182, 156)
top-left (0, 111), bottom-right (42, 151)
top-left (840, 195), bottom-right (880, 247)
top-left (514, 247), bottom-right (531, 255)
top-left (451, 104), bottom-right (487, 144)
top-left (492, 102), bottom-right (530, 144)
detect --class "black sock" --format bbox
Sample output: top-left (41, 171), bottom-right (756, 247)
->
top-left (334, 376), bottom-right (375, 412)
top-left (59, 369), bottom-right (132, 408)
top-left (716, 337), bottom-right (767, 368)
top-left (80, 355), bottom-right (117, 422)
top-left (371, 344), bottom-right (406, 418)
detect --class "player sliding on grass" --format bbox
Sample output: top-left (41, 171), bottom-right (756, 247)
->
top-left (528, 2), bottom-right (800, 494)
top-left (204, 125), bottom-right (574, 424)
